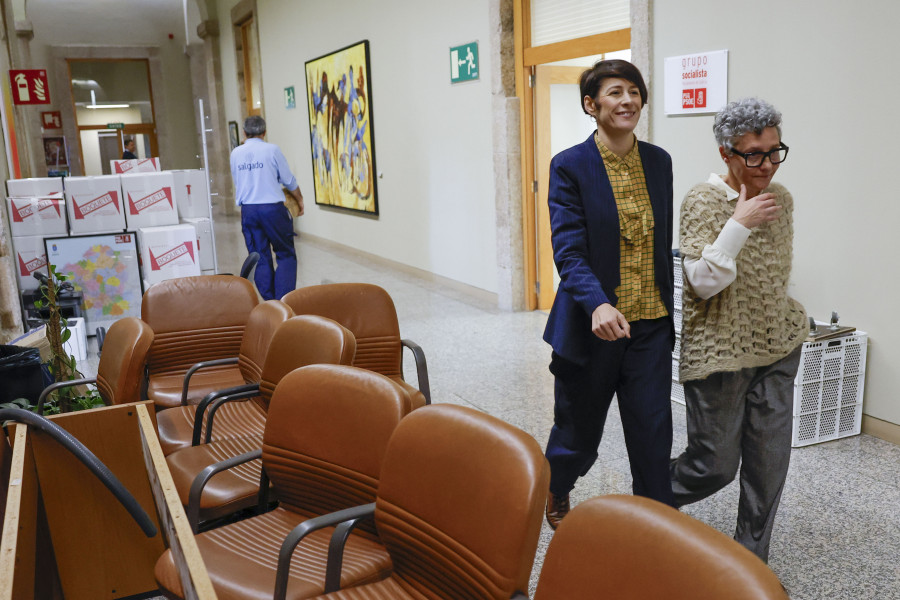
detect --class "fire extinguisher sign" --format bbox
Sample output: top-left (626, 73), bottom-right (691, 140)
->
top-left (9, 69), bottom-right (51, 105)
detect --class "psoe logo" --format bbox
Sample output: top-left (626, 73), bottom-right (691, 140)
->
top-left (682, 89), bottom-right (695, 109)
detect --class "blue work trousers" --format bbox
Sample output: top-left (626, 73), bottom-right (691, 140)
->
top-left (240, 202), bottom-right (297, 300)
top-left (545, 317), bottom-right (676, 506)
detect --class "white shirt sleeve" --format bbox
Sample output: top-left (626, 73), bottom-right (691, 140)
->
top-left (682, 218), bottom-right (751, 300)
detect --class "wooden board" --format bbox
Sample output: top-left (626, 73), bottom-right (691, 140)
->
top-left (29, 402), bottom-right (166, 599)
top-left (0, 426), bottom-right (37, 600)
top-left (137, 404), bottom-right (217, 599)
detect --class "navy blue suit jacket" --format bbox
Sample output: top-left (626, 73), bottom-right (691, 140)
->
top-left (543, 134), bottom-right (675, 366)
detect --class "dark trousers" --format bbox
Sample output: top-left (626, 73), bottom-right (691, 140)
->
top-left (545, 317), bottom-right (675, 506)
top-left (670, 345), bottom-right (802, 562)
top-left (240, 202), bottom-right (297, 300)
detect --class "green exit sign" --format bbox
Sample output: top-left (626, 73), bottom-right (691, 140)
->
top-left (107, 122), bottom-right (124, 129)
top-left (450, 42), bottom-right (479, 84)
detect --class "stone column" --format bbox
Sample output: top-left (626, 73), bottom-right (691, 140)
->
top-left (0, 15), bottom-right (24, 341)
top-left (631, 0), bottom-right (652, 142)
top-left (491, 0), bottom-right (525, 311)
top-left (196, 19), bottom-right (235, 217)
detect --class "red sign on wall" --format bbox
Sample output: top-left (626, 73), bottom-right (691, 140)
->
top-left (41, 110), bottom-right (62, 129)
top-left (9, 69), bottom-right (51, 105)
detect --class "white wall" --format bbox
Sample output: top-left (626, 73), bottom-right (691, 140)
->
top-left (651, 0), bottom-right (900, 426)
top-left (217, 0), bottom-right (499, 293)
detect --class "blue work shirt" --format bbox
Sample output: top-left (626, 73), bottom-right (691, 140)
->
top-left (230, 137), bottom-right (299, 205)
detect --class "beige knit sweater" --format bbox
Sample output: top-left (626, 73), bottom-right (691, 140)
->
top-left (679, 181), bottom-right (807, 382)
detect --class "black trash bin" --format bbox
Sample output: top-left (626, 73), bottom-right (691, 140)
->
top-left (0, 345), bottom-right (47, 404)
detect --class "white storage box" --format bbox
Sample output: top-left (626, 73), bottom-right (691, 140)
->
top-left (12, 234), bottom-right (49, 291)
top-left (65, 175), bottom-right (125, 234)
top-left (7, 196), bottom-right (68, 237)
top-left (6, 177), bottom-right (63, 198)
top-left (171, 170), bottom-right (209, 219)
top-left (181, 217), bottom-right (214, 270)
top-left (791, 330), bottom-right (867, 447)
top-left (121, 172), bottom-right (178, 229)
top-left (138, 224), bottom-right (201, 287)
top-left (111, 158), bottom-right (161, 174)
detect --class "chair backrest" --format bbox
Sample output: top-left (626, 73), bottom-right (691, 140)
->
top-left (96, 317), bottom-right (154, 405)
top-left (256, 315), bottom-right (356, 411)
top-left (263, 364), bottom-right (415, 526)
top-left (141, 275), bottom-right (259, 377)
top-left (281, 283), bottom-right (403, 379)
top-left (533, 495), bottom-right (789, 600)
top-left (237, 300), bottom-right (294, 384)
top-left (374, 404), bottom-right (550, 599)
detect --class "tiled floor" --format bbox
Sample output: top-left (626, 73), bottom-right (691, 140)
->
top-left (147, 210), bottom-right (899, 599)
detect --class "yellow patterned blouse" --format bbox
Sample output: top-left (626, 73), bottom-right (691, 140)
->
top-left (595, 133), bottom-right (668, 321)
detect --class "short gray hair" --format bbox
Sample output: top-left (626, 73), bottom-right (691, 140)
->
top-left (713, 98), bottom-right (782, 150)
top-left (243, 115), bottom-right (266, 137)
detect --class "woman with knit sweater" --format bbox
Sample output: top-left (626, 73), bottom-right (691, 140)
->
top-left (670, 98), bottom-right (807, 563)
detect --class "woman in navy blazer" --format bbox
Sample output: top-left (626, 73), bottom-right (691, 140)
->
top-left (543, 60), bottom-right (676, 529)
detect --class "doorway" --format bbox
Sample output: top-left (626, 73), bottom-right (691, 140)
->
top-left (67, 59), bottom-right (159, 175)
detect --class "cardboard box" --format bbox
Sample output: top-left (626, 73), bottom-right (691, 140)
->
top-left (6, 177), bottom-right (64, 198)
top-left (138, 224), bottom-right (201, 287)
top-left (180, 217), bottom-right (214, 270)
top-left (110, 158), bottom-right (161, 174)
top-left (170, 169), bottom-right (209, 219)
top-left (121, 172), bottom-right (178, 229)
top-left (201, 269), bottom-right (217, 276)
top-left (65, 175), bottom-right (126, 234)
top-left (7, 196), bottom-right (68, 237)
top-left (63, 317), bottom-right (88, 362)
top-left (12, 234), bottom-right (49, 291)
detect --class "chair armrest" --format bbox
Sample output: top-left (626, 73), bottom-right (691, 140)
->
top-left (36, 378), bottom-right (97, 415)
top-left (191, 383), bottom-right (260, 446)
top-left (187, 448), bottom-right (263, 533)
top-left (203, 390), bottom-right (260, 443)
top-left (275, 503), bottom-right (376, 600)
top-left (401, 339), bottom-right (431, 404)
top-left (324, 511), bottom-right (377, 593)
top-left (180, 357), bottom-right (240, 406)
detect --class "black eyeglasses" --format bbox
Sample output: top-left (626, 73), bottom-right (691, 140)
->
top-left (729, 143), bottom-right (789, 168)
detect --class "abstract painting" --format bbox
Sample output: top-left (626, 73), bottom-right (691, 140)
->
top-left (305, 40), bottom-right (378, 215)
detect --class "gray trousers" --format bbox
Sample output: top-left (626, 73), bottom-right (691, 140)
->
top-left (671, 345), bottom-right (802, 562)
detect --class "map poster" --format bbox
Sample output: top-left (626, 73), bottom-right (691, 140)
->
top-left (45, 232), bottom-right (143, 334)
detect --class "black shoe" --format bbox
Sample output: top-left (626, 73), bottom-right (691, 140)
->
top-left (546, 493), bottom-right (570, 530)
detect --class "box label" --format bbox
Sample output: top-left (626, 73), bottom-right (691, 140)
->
top-left (149, 241), bottom-right (195, 271)
top-left (72, 191), bottom-right (119, 219)
top-left (129, 187), bottom-right (173, 214)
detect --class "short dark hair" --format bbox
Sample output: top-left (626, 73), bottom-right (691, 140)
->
top-left (243, 115), bottom-right (266, 137)
top-left (579, 59), bottom-right (648, 115)
top-left (124, 137), bottom-right (134, 145)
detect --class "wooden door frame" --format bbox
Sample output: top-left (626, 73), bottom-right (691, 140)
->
top-left (533, 65), bottom-right (588, 309)
top-left (514, 0), bottom-right (630, 310)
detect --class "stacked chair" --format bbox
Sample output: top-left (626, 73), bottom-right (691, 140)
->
top-left (155, 387), bottom-right (549, 600)
top-left (527, 495), bottom-right (789, 600)
top-left (282, 283), bottom-right (431, 407)
top-left (141, 275), bottom-right (259, 410)
top-left (164, 315), bottom-right (357, 527)
top-left (155, 299), bottom-right (294, 455)
top-left (36, 316), bottom-right (154, 414)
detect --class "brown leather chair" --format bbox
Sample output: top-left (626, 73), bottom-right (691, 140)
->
top-left (154, 364), bottom-right (416, 600)
top-left (282, 283), bottom-right (430, 408)
top-left (297, 404), bottom-right (550, 600)
top-left (35, 316), bottom-right (154, 414)
top-left (164, 315), bottom-right (357, 527)
top-left (155, 299), bottom-right (294, 455)
top-left (529, 495), bottom-right (789, 600)
top-left (141, 275), bottom-right (259, 410)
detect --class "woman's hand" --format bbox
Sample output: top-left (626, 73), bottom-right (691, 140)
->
top-left (732, 184), bottom-right (781, 229)
top-left (592, 303), bottom-right (630, 341)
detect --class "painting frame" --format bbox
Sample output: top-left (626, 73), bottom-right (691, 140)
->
top-left (228, 121), bottom-right (240, 150)
top-left (304, 40), bottom-right (379, 216)
top-left (44, 232), bottom-right (144, 334)
top-left (43, 135), bottom-right (67, 167)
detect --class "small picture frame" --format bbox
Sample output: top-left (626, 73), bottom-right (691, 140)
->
top-left (228, 121), bottom-right (240, 150)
